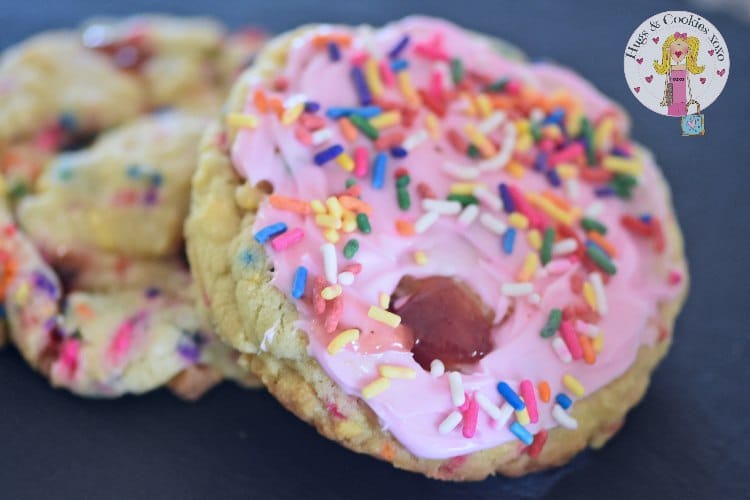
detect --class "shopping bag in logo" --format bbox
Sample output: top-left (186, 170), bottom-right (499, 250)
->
top-left (681, 100), bottom-right (704, 136)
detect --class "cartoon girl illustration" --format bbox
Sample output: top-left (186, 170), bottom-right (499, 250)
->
top-left (654, 32), bottom-right (705, 116)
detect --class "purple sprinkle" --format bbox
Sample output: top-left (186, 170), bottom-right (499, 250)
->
top-left (144, 287), bottom-right (161, 299)
top-left (533, 152), bottom-right (548, 172)
top-left (611, 146), bottom-right (631, 157)
top-left (177, 342), bottom-right (201, 363)
top-left (498, 183), bottom-right (514, 213)
top-left (327, 41), bottom-right (341, 62)
top-left (388, 34), bottom-right (410, 59)
top-left (594, 186), bottom-right (615, 197)
top-left (144, 188), bottom-right (158, 205)
top-left (545, 168), bottom-right (561, 187)
top-left (33, 271), bottom-right (58, 298)
top-left (304, 101), bottom-right (320, 113)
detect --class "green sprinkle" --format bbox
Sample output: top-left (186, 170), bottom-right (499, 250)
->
top-left (349, 114), bottom-right (379, 140)
top-left (611, 173), bottom-right (637, 199)
top-left (540, 227), bottom-right (555, 265)
top-left (8, 182), bottom-right (28, 201)
top-left (446, 193), bottom-right (479, 207)
top-left (540, 309), bottom-right (562, 338)
top-left (356, 213), bottom-right (371, 234)
top-left (396, 175), bottom-right (410, 188)
top-left (397, 187), bottom-right (411, 211)
top-left (345, 178), bottom-right (357, 188)
top-left (586, 245), bottom-right (617, 275)
top-left (581, 117), bottom-right (596, 165)
top-left (450, 57), bottom-right (464, 85)
top-left (581, 217), bottom-right (607, 235)
top-left (343, 239), bottom-right (359, 259)
top-left (467, 144), bottom-right (480, 158)
top-left (530, 122), bottom-right (542, 142)
top-left (485, 78), bottom-right (509, 93)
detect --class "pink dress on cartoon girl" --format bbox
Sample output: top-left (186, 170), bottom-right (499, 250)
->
top-left (668, 68), bottom-right (687, 116)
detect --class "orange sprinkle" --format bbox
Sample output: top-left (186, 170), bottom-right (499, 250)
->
top-left (75, 303), bottom-right (95, 320)
top-left (253, 89), bottom-right (268, 113)
top-left (395, 219), bottom-right (415, 236)
top-left (587, 231), bottom-right (618, 258)
top-left (381, 442), bottom-right (396, 461)
top-left (269, 97), bottom-right (284, 119)
top-left (338, 117), bottom-right (358, 143)
top-left (268, 195), bottom-right (311, 215)
top-left (579, 334), bottom-right (597, 364)
top-left (538, 381), bottom-right (551, 403)
top-left (542, 190), bottom-right (574, 211)
top-left (338, 195), bottom-right (373, 215)
top-left (311, 33), bottom-right (353, 49)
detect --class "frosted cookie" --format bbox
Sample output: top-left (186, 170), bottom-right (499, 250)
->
top-left (186, 17), bottom-right (688, 479)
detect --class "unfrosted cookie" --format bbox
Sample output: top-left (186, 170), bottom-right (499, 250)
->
top-left (186, 17), bottom-right (689, 479)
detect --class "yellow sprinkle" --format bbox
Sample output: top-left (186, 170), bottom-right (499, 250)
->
top-left (327, 328), bottom-right (360, 355)
top-left (321, 285), bottom-right (343, 300)
top-left (14, 282), bottom-right (30, 304)
top-left (336, 152), bottom-right (354, 172)
top-left (450, 182), bottom-right (477, 195)
top-left (368, 306), bottom-right (401, 328)
top-left (594, 116), bottom-right (615, 151)
top-left (517, 252), bottom-right (539, 282)
top-left (378, 292), bottom-right (391, 309)
top-left (526, 193), bottom-right (575, 226)
top-left (464, 123), bottom-right (496, 158)
top-left (507, 160), bottom-right (526, 178)
top-left (556, 163), bottom-right (579, 180)
top-left (341, 211), bottom-right (357, 233)
top-left (603, 155), bottom-right (643, 176)
top-left (365, 58), bottom-right (384, 97)
top-left (508, 212), bottom-right (529, 230)
top-left (326, 196), bottom-right (343, 219)
top-left (515, 119), bottom-right (530, 134)
top-left (226, 113), bottom-right (258, 129)
top-left (323, 228), bottom-right (340, 243)
top-left (515, 133), bottom-right (533, 152)
top-left (310, 199), bottom-right (326, 214)
top-left (566, 109), bottom-right (583, 137)
top-left (425, 112), bottom-right (440, 138)
top-left (563, 374), bottom-right (585, 397)
top-left (541, 124), bottom-right (563, 141)
top-left (476, 93), bottom-right (492, 117)
top-left (378, 365), bottom-right (417, 379)
top-left (593, 333), bottom-right (604, 353)
top-left (362, 377), bottom-right (391, 399)
top-left (414, 251), bottom-right (428, 266)
top-left (369, 110), bottom-right (401, 130)
top-left (397, 71), bottom-right (420, 106)
top-left (281, 102), bottom-right (305, 125)
top-left (527, 229), bottom-right (542, 250)
top-left (582, 282), bottom-right (598, 312)
top-left (515, 405), bottom-right (530, 425)
top-left (315, 214), bottom-right (342, 230)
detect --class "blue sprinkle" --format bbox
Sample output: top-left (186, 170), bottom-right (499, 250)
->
top-left (594, 186), bottom-right (615, 197)
top-left (556, 393), bottom-right (572, 410)
top-left (325, 106), bottom-right (381, 119)
top-left (291, 266), bottom-right (308, 299)
top-left (534, 152), bottom-right (548, 172)
top-left (640, 214), bottom-right (653, 223)
top-left (0, 303), bottom-right (6, 319)
top-left (150, 173), bottom-right (164, 188)
top-left (144, 287), bottom-right (161, 298)
top-left (240, 249), bottom-right (254, 266)
top-left (58, 112), bottom-right (77, 132)
top-left (327, 41), bottom-right (341, 62)
top-left (350, 66), bottom-right (372, 106)
top-left (502, 228), bottom-right (516, 254)
top-left (390, 146), bottom-right (407, 158)
top-left (510, 422), bottom-right (534, 445)
top-left (304, 101), bottom-right (320, 113)
top-left (388, 34), bottom-right (410, 59)
top-left (372, 152), bottom-right (387, 189)
top-left (543, 107), bottom-right (565, 126)
top-left (545, 168), bottom-right (561, 187)
top-left (497, 381), bottom-right (525, 410)
top-left (254, 222), bottom-right (287, 244)
top-left (390, 59), bottom-right (408, 72)
top-left (498, 183), bottom-right (514, 213)
top-left (611, 145), bottom-right (631, 157)
top-left (314, 144), bottom-right (344, 166)
top-left (126, 165), bottom-right (142, 179)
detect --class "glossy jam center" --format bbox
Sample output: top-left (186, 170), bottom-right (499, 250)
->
top-left (392, 276), bottom-right (494, 371)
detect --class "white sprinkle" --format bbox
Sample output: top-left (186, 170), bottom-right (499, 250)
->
top-left (473, 185), bottom-right (503, 212)
top-left (414, 211), bottom-right (440, 234)
top-left (422, 199), bottom-right (462, 215)
top-left (338, 271), bottom-right (355, 286)
top-left (584, 201), bottom-right (604, 218)
top-left (589, 272), bottom-right (608, 316)
top-left (448, 371), bottom-right (465, 407)
top-left (430, 359), bottom-right (445, 377)
top-left (475, 393), bottom-right (513, 425)
top-left (311, 127), bottom-right (333, 146)
top-left (457, 204), bottom-right (479, 226)
top-left (552, 337), bottom-right (573, 363)
top-left (501, 282), bottom-right (534, 297)
top-left (528, 293), bottom-right (541, 304)
top-left (552, 404), bottom-right (578, 429)
top-left (477, 111), bottom-right (507, 135)
top-left (545, 259), bottom-right (574, 275)
top-left (530, 107), bottom-right (545, 123)
top-left (403, 129), bottom-right (428, 151)
top-left (565, 178), bottom-right (580, 200)
top-left (479, 212), bottom-right (508, 235)
top-left (283, 93), bottom-right (308, 108)
top-left (575, 319), bottom-right (600, 338)
top-left (552, 238), bottom-right (578, 256)
top-left (478, 124), bottom-right (516, 171)
top-left (438, 410), bottom-right (463, 434)
top-left (441, 162), bottom-right (481, 180)
top-left (321, 243), bottom-right (338, 284)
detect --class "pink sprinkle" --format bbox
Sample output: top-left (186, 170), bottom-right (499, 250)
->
top-left (54, 338), bottom-right (80, 381)
top-left (34, 125), bottom-right (63, 152)
top-left (506, 80), bottom-right (522, 95)
top-left (430, 69), bottom-right (444, 98)
top-left (546, 259), bottom-right (573, 274)
top-left (548, 142), bottom-right (584, 165)
top-left (413, 42), bottom-right (449, 61)
top-left (538, 138), bottom-right (556, 153)
top-left (349, 51), bottom-right (368, 66)
top-left (560, 320), bottom-right (583, 360)
top-left (342, 262), bottom-right (362, 275)
top-left (458, 391), bottom-right (471, 412)
top-left (519, 380), bottom-right (539, 424)
top-left (312, 276), bottom-right (326, 314)
top-left (324, 295), bottom-right (343, 333)
top-left (379, 59), bottom-right (396, 87)
top-left (668, 269), bottom-right (683, 285)
top-left (462, 394), bottom-right (479, 438)
top-left (270, 228), bottom-right (304, 251)
top-left (354, 146), bottom-right (369, 177)
top-left (295, 125), bottom-right (312, 146)
top-left (108, 320), bottom-right (136, 364)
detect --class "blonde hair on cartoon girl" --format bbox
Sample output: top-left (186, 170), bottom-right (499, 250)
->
top-left (654, 34), bottom-right (705, 74)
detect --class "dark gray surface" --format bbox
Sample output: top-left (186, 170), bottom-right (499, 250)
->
top-left (0, 1), bottom-right (748, 498)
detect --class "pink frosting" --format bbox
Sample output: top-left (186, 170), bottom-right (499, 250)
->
top-left (231, 17), bottom-right (684, 459)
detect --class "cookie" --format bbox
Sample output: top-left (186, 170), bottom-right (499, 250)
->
top-left (186, 17), bottom-right (689, 479)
